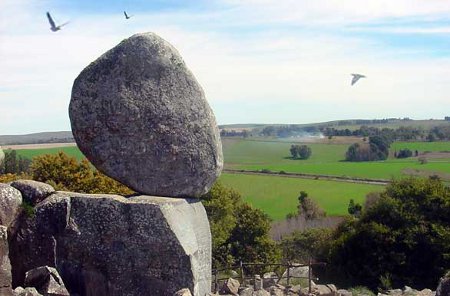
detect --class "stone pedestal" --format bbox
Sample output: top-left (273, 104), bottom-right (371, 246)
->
top-left (10, 192), bottom-right (211, 296)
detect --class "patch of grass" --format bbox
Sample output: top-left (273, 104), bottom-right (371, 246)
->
top-left (219, 173), bottom-right (383, 221)
top-left (348, 286), bottom-right (375, 296)
top-left (16, 146), bottom-right (86, 161)
top-left (21, 201), bottom-right (35, 218)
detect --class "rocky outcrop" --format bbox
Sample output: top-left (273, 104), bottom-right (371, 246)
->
top-left (69, 32), bottom-right (223, 197)
top-left (0, 184), bottom-right (22, 227)
top-left (9, 190), bottom-right (211, 296)
top-left (10, 181), bottom-right (54, 206)
top-left (24, 266), bottom-right (69, 296)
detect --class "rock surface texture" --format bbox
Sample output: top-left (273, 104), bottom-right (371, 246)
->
top-left (24, 266), bottom-right (69, 296)
top-left (10, 181), bottom-right (54, 206)
top-left (0, 184), bottom-right (22, 227)
top-left (69, 32), bottom-right (223, 197)
top-left (9, 190), bottom-right (211, 296)
top-left (0, 226), bottom-right (13, 296)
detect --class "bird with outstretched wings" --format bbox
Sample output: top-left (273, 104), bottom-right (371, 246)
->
top-left (46, 12), bottom-right (69, 32)
top-left (351, 73), bottom-right (366, 86)
top-left (124, 11), bottom-right (133, 19)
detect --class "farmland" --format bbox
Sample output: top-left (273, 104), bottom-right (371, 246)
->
top-left (10, 137), bottom-right (450, 220)
top-left (219, 173), bottom-right (383, 221)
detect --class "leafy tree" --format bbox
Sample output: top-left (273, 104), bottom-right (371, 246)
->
top-left (298, 145), bottom-right (312, 159)
top-left (348, 199), bottom-right (362, 217)
top-left (328, 177), bottom-right (450, 290)
top-left (396, 148), bottom-right (413, 159)
top-left (281, 228), bottom-right (332, 263)
top-left (0, 150), bottom-right (31, 174)
top-left (297, 191), bottom-right (325, 219)
top-left (290, 145), bottom-right (312, 160)
top-left (202, 182), bottom-right (280, 269)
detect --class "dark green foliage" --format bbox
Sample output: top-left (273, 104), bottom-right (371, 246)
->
top-left (345, 136), bottom-right (391, 162)
top-left (20, 201), bottom-right (35, 218)
top-left (281, 228), bottom-right (333, 263)
top-left (348, 199), bottom-right (362, 217)
top-left (290, 145), bottom-right (312, 160)
top-left (297, 191), bottom-right (326, 219)
top-left (327, 177), bottom-right (450, 290)
top-left (0, 150), bottom-right (31, 174)
top-left (202, 182), bottom-right (280, 269)
top-left (396, 149), bottom-right (413, 158)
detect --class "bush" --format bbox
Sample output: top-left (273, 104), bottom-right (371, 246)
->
top-left (290, 145), bottom-right (312, 160)
top-left (396, 148), bottom-right (413, 158)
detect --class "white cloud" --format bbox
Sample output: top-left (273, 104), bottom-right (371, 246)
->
top-left (1, 0), bottom-right (450, 134)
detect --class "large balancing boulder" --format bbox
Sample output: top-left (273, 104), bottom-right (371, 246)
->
top-left (69, 32), bottom-right (223, 197)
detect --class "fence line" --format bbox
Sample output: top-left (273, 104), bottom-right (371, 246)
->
top-left (212, 260), bottom-right (326, 293)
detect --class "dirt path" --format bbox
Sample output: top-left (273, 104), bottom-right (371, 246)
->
top-left (1, 142), bottom-right (77, 150)
top-left (223, 169), bottom-right (389, 185)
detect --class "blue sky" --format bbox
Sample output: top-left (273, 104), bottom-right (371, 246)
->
top-left (1, 0), bottom-right (450, 134)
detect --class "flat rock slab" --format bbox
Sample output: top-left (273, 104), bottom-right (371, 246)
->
top-left (10, 192), bottom-right (211, 296)
top-left (69, 32), bottom-right (223, 197)
top-left (10, 180), bottom-right (55, 206)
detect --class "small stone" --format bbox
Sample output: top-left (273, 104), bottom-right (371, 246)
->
top-left (262, 272), bottom-right (278, 288)
top-left (173, 288), bottom-right (192, 296)
top-left (10, 180), bottom-right (54, 206)
top-left (221, 278), bottom-right (240, 295)
top-left (0, 183), bottom-right (22, 227)
top-left (252, 289), bottom-right (270, 296)
top-left (338, 289), bottom-right (352, 296)
top-left (238, 287), bottom-right (254, 296)
top-left (69, 32), bottom-right (223, 197)
top-left (13, 287), bottom-right (42, 296)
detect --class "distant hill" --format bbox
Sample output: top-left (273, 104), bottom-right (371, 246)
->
top-left (0, 131), bottom-right (74, 145)
top-left (1, 118), bottom-right (448, 145)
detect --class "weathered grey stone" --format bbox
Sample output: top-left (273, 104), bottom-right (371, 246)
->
top-left (387, 289), bottom-right (403, 296)
top-left (24, 266), bottom-right (69, 296)
top-left (9, 192), bottom-right (211, 296)
top-left (252, 290), bottom-right (270, 296)
top-left (221, 278), bottom-right (240, 295)
top-left (0, 184), bottom-right (22, 227)
top-left (10, 180), bottom-right (54, 206)
top-left (262, 273), bottom-right (277, 289)
top-left (436, 274), bottom-right (450, 296)
top-left (12, 287), bottom-right (42, 296)
top-left (238, 287), bottom-right (254, 296)
top-left (310, 284), bottom-right (336, 296)
top-left (173, 288), bottom-right (192, 296)
top-left (337, 289), bottom-right (352, 296)
top-left (268, 285), bottom-right (284, 296)
top-left (417, 289), bottom-right (434, 296)
top-left (69, 32), bottom-right (223, 197)
top-left (282, 264), bottom-right (309, 281)
top-left (0, 226), bottom-right (13, 296)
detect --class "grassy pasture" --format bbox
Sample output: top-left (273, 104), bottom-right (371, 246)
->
top-left (220, 173), bottom-right (384, 220)
top-left (223, 138), bottom-right (450, 180)
top-left (16, 146), bottom-right (86, 161)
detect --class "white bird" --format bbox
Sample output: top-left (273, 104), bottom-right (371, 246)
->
top-left (124, 11), bottom-right (133, 19)
top-left (351, 73), bottom-right (366, 86)
top-left (46, 12), bottom-right (69, 32)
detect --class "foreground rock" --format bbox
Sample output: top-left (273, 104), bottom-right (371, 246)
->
top-left (13, 287), bottom-right (42, 296)
top-left (436, 273), bottom-right (450, 296)
top-left (0, 226), bottom-right (13, 296)
top-left (0, 184), bottom-right (22, 227)
top-left (10, 192), bottom-right (211, 296)
top-left (69, 32), bottom-right (223, 197)
top-left (10, 181), bottom-right (54, 206)
top-left (24, 266), bottom-right (69, 296)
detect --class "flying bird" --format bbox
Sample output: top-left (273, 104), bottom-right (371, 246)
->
top-left (124, 11), bottom-right (133, 19)
top-left (46, 12), bottom-right (69, 32)
top-left (351, 74), bottom-right (366, 86)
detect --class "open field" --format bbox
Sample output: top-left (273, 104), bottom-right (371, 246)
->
top-left (223, 138), bottom-right (450, 181)
top-left (219, 173), bottom-right (384, 220)
top-left (15, 146), bottom-right (85, 161)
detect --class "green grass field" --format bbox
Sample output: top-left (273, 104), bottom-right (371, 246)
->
top-left (16, 146), bottom-right (86, 161)
top-left (223, 138), bottom-right (450, 180)
top-left (220, 173), bottom-right (384, 220)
